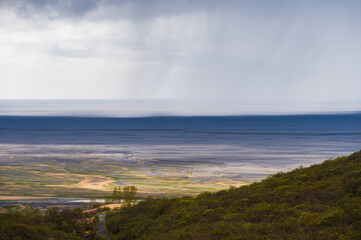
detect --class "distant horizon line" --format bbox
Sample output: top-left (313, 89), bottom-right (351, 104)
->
top-left (1, 99), bottom-right (361, 103)
top-left (1, 99), bottom-right (360, 118)
top-left (1, 111), bottom-right (361, 119)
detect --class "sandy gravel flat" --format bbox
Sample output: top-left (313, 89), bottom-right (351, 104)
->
top-left (0, 196), bottom-right (53, 200)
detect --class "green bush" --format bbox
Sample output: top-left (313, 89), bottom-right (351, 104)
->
top-left (0, 206), bottom-right (101, 240)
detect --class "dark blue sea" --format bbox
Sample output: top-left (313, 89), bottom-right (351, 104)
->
top-left (0, 114), bottom-right (360, 181)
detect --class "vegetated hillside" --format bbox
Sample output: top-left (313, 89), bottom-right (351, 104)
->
top-left (106, 150), bottom-right (361, 240)
top-left (0, 204), bottom-right (104, 240)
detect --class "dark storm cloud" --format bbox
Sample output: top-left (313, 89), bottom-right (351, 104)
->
top-left (0, 0), bottom-right (279, 19)
top-left (0, 0), bottom-right (203, 20)
top-left (0, 0), bottom-right (99, 17)
top-left (3, 0), bottom-right (358, 20)
top-left (0, 0), bottom-right (360, 24)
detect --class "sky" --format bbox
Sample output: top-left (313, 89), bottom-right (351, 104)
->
top-left (0, 0), bottom-right (361, 115)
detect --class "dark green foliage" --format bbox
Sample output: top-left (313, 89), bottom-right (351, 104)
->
top-left (0, 206), bottom-right (102, 240)
top-left (112, 187), bottom-right (122, 203)
top-left (108, 186), bottom-right (138, 206)
top-left (122, 186), bottom-right (138, 206)
top-left (106, 150), bottom-right (361, 239)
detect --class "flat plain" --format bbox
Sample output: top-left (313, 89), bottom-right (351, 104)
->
top-left (0, 148), bottom-right (249, 198)
top-left (1, 114), bottom-right (360, 199)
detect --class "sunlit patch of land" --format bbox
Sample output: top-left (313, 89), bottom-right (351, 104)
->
top-left (0, 149), bottom-right (250, 198)
top-left (0, 196), bottom-right (54, 201)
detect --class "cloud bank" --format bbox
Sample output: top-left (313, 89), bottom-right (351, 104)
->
top-left (0, 0), bottom-right (360, 112)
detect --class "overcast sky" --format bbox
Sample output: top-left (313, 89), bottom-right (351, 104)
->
top-left (0, 0), bottom-right (361, 114)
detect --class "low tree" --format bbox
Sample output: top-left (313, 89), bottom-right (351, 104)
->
top-left (111, 187), bottom-right (123, 203)
top-left (122, 186), bottom-right (138, 206)
top-left (108, 185), bottom-right (138, 206)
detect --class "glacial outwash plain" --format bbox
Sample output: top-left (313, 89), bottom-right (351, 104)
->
top-left (0, 145), bottom-right (249, 198)
top-left (1, 114), bottom-right (361, 199)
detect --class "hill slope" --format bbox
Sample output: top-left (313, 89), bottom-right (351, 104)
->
top-left (106, 150), bottom-right (361, 239)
